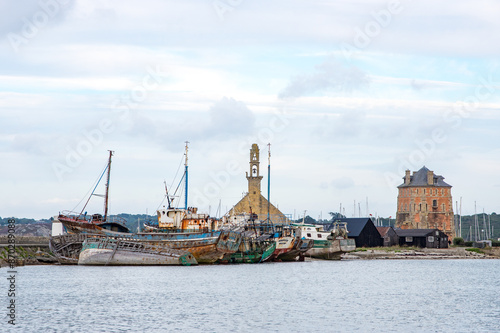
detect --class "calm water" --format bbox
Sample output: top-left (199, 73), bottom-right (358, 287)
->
top-left (3, 260), bottom-right (500, 332)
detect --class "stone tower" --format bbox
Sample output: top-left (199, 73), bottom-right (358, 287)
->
top-left (247, 143), bottom-right (263, 197)
top-left (227, 143), bottom-right (288, 223)
top-left (395, 166), bottom-right (455, 239)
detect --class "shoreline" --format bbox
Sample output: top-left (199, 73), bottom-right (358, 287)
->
top-left (341, 247), bottom-right (500, 260)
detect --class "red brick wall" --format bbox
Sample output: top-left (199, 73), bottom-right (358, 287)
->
top-left (396, 186), bottom-right (454, 239)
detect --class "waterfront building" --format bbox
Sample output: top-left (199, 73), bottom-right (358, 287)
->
top-left (330, 218), bottom-right (382, 247)
top-left (376, 226), bottom-right (398, 247)
top-left (395, 229), bottom-right (449, 248)
top-left (395, 166), bottom-right (455, 239)
top-left (227, 144), bottom-right (288, 223)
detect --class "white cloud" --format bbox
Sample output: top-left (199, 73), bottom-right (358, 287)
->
top-left (1, 0), bottom-right (499, 219)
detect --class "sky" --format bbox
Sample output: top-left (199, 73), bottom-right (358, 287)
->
top-left (1, 0), bottom-right (499, 220)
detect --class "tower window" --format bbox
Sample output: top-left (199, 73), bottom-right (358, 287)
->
top-left (433, 200), bottom-right (437, 207)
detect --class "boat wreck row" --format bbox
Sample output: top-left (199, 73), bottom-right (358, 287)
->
top-left (51, 216), bottom-right (355, 266)
top-left (50, 144), bottom-right (356, 266)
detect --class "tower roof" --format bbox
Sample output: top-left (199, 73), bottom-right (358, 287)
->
top-left (398, 166), bottom-right (451, 188)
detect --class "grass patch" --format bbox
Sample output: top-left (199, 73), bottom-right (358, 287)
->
top-left (354, 246), bottom-right (420, 252)
top-left (465, 248), bottom-right (484, 254)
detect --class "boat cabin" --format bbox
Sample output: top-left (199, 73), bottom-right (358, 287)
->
top-left (293, 224), bottom-right (333, 240)
top-left (157, 206), bottom-right (214, 231)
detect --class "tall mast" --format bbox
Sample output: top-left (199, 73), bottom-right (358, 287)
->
top-left (184, 141), bottom-right (189, 210)
top-left (104, 150), bottom-right (114, 221)
top-left (459, 197), bottom-right (462, 238)
top-left (267, 143), bottom-right (271, 223)
top-left (474, 201), bottom-right (478, 241)
top-left (482, 208), bottom-right (487, 240)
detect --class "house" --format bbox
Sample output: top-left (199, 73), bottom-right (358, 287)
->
top-left (376, 226), bottom-right (398, 247)
top-left (395, 228), bottom-right (449, 248)
top-left (395, 166), bottom-right (455, 239)
top-left (329, 218), bottom-right (382, 248)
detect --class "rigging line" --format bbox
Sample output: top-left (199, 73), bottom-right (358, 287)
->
top-left (155, 153), bottom-right (185, 211)
top-left (78, 163), bottom-right (109, 217)
top-left (71, 163), bottom-right (108, 213)
top-left (169, 152), bottom-right (186, 194)
top-left (172, 171), bottom-right (185, 198)
top-left (176, 180), bottom-right (185, 209)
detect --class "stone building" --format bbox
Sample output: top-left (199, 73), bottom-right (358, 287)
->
top-left (395, 166), bottom-right (455, 239)
top-left (227, 144), bottom-right (288, 223)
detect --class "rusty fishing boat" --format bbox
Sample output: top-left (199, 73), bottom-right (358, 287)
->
top-left (293, 221), bottom-right (356, 260)
top-left (52, 145), bottom-right (242, 264)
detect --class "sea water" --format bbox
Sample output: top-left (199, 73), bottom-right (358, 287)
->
top-left (2, 259), bottom-right (500, 332)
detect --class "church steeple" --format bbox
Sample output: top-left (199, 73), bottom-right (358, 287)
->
top-left (246, 143), bottom-right (263, 195)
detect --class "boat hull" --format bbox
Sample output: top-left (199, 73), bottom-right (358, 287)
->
top-left (78, 238), bottom-right (198, 266)
top-left (222, 239), bottom-right (276, 264)
top-left (79, 248), bottom-right (196, 266)
top-left (51, 223), bottom-right (242, 264)
top-left (305, 238), bottom-right (356, 260)
top-left (49, 234), bottom-right (88, 264)
top-left (277, 238), bottom-right (313, 261)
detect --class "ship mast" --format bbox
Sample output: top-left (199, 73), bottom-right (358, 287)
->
top-left (267, 143), bottom-right (271, 223)
top-left (104, 150), bottom-right (114, 221)
top-left (184, 141), bottom-right (189, 210)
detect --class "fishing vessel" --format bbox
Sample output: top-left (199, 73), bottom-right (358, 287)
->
top-left (78, 237), bottom-right (198, 266)
top-left (260, 224), bottom-right (313, 262)
top-left (221, 214), bottom-right (309, 263)
top-left (221, 234), bottom-right (276, 264)
top-left (52, 144), bottom-right (242, 264)
top-left (55, 150), bottom-right (131, 235)
top-left (49, 233), bottom-right (89, 264)
top-left (294, 222), bottom-right (356, 260)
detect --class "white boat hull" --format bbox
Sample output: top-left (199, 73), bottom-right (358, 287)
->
top-left (79, 248), bottom-right (197, 266)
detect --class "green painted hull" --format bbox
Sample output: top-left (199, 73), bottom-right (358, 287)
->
top-left (222, 240), bottom-right (276, 264)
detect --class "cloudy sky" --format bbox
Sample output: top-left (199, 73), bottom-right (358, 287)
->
top-left (1, 0), bottom-right (499, 220)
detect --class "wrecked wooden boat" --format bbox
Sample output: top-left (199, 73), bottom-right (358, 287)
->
top-left (49, 233), bottom-right (89, 264)
top-left (78, 237), bottom-right (198, 266)
top-left (50, 229), bottom-right (242, 265)
top-left (220, 234), bottom-right (276, 264)
top-left (260, 224), bottom-right (314, 262)
top-left (53, 146), bottom-right (242, 264)
top-left (294, 222), bottom-right (356, 260)
top-left (272, 237), bottom-right (313, 261)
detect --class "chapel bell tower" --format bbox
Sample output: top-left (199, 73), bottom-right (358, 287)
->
top-left (246, 144), bottom-right (263, 195)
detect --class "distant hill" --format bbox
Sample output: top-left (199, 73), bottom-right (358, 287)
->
top-left (0, 214), bottom-right (155, 235)
top-left (0, 223), bottom-right (51, 237)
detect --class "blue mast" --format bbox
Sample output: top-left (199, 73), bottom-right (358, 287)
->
top-left (184, 141), bottom-right (189, 210)
top-left (267, 143), bottom-right (270, 223)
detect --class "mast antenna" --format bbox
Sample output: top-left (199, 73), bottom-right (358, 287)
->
top-left (104, 150), bottom-right (114, 221)
top-left (267, 143), bottom-right (271, 224)
top-left (184, 141), bottom-right (189, 210)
